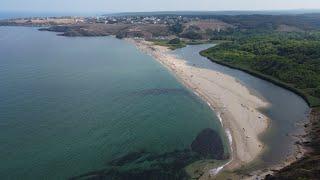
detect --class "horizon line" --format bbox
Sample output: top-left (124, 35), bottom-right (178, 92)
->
top-left (1, 8), bottom-right (320, 14)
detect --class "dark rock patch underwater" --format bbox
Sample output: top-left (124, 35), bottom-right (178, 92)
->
top-left (70, 128), bottom-right (227, 180)
top-left (191, 128), bottom-right (225, 160)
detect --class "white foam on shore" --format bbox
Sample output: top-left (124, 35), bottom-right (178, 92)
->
top-left (189, 86), bottom-right (233, 177)
top-left (217, 112), bottom-right (223, 127)
top-left (209, 128), bottom-right (233, 176)
top-left (209, 166), bottom-right (224, 176)
top-left (226, 129), bottom-right (233, 147)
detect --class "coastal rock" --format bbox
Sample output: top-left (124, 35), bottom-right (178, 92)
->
top-left (191, 128), bottom-right (224, 159)
top-left (72, 149), bottom-right (199, 180)
top-left (71, 128), bottom-right (226, 179)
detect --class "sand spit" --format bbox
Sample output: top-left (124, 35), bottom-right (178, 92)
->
top-left (127, 39), bottom-right (270, 176)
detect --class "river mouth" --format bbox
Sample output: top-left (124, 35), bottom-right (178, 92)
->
top-left (172, 44), bottom-right (310, 170)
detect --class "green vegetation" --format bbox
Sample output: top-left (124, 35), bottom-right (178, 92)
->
top-left (151, 38), bottom-right (224, 50)
top-left (169, 22), bottom-right (184, 34)
top-left (201, 32), bottom-right (320, 107)
top-left (180, 30), bottom-right (203, 40)
top-left (168, 38), bottom-right (182, 44)
top-left (213, 14), bottom-right (320, 30)
top-left (151, 39), bottom-right (187, 50)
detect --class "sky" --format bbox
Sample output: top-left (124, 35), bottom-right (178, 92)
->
top-left (1, 0), bottom-right (320, 13)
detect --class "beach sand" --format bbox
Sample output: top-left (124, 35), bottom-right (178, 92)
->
top-left (128, 39), bottom-right (270, 177)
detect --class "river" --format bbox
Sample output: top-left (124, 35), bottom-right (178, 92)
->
top-left (173, 44), bottom-right (310, 169)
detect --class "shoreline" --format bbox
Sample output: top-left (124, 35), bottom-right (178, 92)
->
top-left (127, 39), bottom-right (270, 177)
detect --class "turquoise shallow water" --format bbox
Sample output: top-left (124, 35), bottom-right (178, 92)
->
top-left (0, 27), bottom-right (227, 179)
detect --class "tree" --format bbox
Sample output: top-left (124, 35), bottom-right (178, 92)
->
top-left (168, 38), bottom-right (181, 44)
top-left (315, 86), bottom-right (320, 97)
top-left (169, 23), bottom-right (183, 34)
top-left (180, 31), bottom-right (202, 40)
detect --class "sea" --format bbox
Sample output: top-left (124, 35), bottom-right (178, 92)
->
top-left (0, 26), bottom-right (227, 179)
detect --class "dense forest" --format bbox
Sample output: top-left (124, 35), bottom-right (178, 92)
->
top-left (201, 31), bottom-right (320, 107)
top-left (213, 14), bottom-right (320, 30)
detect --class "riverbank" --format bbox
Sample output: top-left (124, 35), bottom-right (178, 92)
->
top-left (128, 39), bottom-right (270, 177)
top-left (265, 108), bottom-right (320, 179)
top-left (200, 44), bottom-right (320, 108)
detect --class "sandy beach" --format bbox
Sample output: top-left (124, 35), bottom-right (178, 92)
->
top-left (128, 39), bottom-right (270, 175)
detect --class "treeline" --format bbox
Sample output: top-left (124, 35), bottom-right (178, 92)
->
top-left (212, 14), bottom-right (320, 30)
top-left (201, 31), bottom-right (320, 107)
top-left (169, 13), bottom-right (320, 41)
